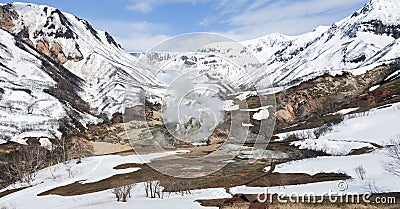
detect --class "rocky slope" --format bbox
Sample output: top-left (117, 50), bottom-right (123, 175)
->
top-left (134, 0), bottom-right (400, 134)
top-left (226, 0), bottom-right (399, 87)
top-left (0, 3), bottom-right (158, 143)
top-left (135, 0), bottom-right (400, 98)
top-left (1, 0), bottom-right (400, 144)
top-left (273, 60), bottom-right (400, 133)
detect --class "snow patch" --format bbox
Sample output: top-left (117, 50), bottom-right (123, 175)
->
top-left (369, 85), bottom-right (380, 92)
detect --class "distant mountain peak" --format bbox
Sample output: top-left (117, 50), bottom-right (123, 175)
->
top-left (351, 0), bottom-right (400, 25)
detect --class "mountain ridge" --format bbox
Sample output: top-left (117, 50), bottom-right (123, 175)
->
top-left (0, 2), bottom-right (159, 143)
top-left (236, 0), bottom-right (400, 86)
top-left (0, 0), bottom-right (400, 144)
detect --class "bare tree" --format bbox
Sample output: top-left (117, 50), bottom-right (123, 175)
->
top-left (51, 117), bottom-right (80, 164)
top-left (27, 102), bottom-right (35, 114)
top-left (355, 165), bottom-right (367, 180)
top-left (385, 138), bottom-right (400, 177)
top-left (4, 144), bottom-right (48, 185)
top-left (363, 178), bottom-right (385, 193)
top-left (68, 137), bottom-right (93, 163)
top-left (48, 128), bottom-right (70, 164)
top-left (0, 204), bottom-right (16, 209)
top-left (47, 129), bottom-right (72, 165)
top-left (5, 101), bottom-right (13, 112)
top-left (112, 184), bottom-right (134, 202)
top-left (144, 181), bottom-right (163, 198)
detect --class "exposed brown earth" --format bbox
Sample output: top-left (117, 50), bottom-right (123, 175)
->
top-left (0, 4), bottom-right (84, 64)
top-left (0, 4), bottom-right (18, 31)
top-left (90, 141), bottom-right (133, 156)
top-left (37, 154), bottom-right (349, 197)
top-left (274, 61), bottom-right (400, 134)
top-left (0, 186), bottom-right (29, 198)
top-left (35, 41), bottom-right (83, 64)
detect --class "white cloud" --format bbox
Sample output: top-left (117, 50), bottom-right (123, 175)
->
top-left (89, 0), bottom-right (370, 51)
top-left (230, 0), bottom-right (364, 26)
top-left (215, 0), bottom-right (252, 14)
top-left (199, 16), bottom-right (212, 26)
top-left (126, 0), bottom-right (210, 13)
top-left (246, 0), bottom-right (274, 12)
top-left (126, 2), bottom-right (153, 13)
top-left (221, 15), bottom-right (336, 41)
top-left (221, 0), bottom-right (369, 40)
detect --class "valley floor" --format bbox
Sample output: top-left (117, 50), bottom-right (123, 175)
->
top-left (1, 103), bottom-right (400, 209)
top-left (0, 147), bottom-right (399, 209)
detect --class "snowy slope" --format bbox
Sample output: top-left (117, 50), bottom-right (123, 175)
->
top-left (0, 28), bottom-right (64, 143)
top-left (1, 0), bottom-right (400, 144)
top-left (194, 0), bottom-right (400, 87)
top-left (5, 3), bottom-right (158, 115)
top-left (138, 0), bottom-right (400, 88)
top-left (271, 149), bottom-right (399, 193)
top-left (232, 149), bottom-right (400, 195)
top-left (0, 3), bottom-right (159, 143)
top-left (0, 151), bottom-right (230, 209)
top-left (258, 0), bottom-right (400, 85)
top-left (275, 103), bottom-right (400, 155)
top-left (1, 150), bottom-right (397, 208)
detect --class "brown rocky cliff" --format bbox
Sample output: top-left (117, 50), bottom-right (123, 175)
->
top-left (0, 4), bottom-right (18, 31)
top-left (36, 41), bottom-right (69, 64)
top-left (274, 63), bottom-right (400, 132)
top-left (0, 4), bottom-right (83, 64)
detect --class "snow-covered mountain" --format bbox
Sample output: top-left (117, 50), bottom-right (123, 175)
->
top-left (157, 0), bottom-right (400, 87)
top-left (242, 0), bottom-right (400, 86)
top-left (1, 0), bottom-right (400, 144)
top-left (0, 3), bottom-right (158, 143)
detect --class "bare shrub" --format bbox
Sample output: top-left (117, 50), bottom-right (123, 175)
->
top-left (4, 143), bottom-right (47, 185)
top-left (363, 178), bottom-right (385, 193)
top-left (144, 180), bottom-right (163, 198)
top-left (27, 102), bottom-right (35, 114)
top-left (68, 137), bottom-right (92, 163)
top-left (284, 118), bottom-right (342, 141)
top-left (345, 111), bottom-right (370, 120)
top-left (165, 180), bottom-right (192, 197)
top-left (50, 134), bottom-right (71, 164)
top-left (0, 204), bottom-right (16, 209)
top-left (313, 123), bottom-right (336, 139)
top-left (354, 165), bottom-right (366, 180)
top-left (385, 138), bottom-right (400, 177)
top-left (285, 130), bottom-right (316, 141)
top-left (112, 184), bottom-right (134, 202)
top-left (65, 164), bottom-right (73, 178)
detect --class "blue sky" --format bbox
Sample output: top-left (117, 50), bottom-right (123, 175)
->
top-left (2, 0), bottom-right (369, 51)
